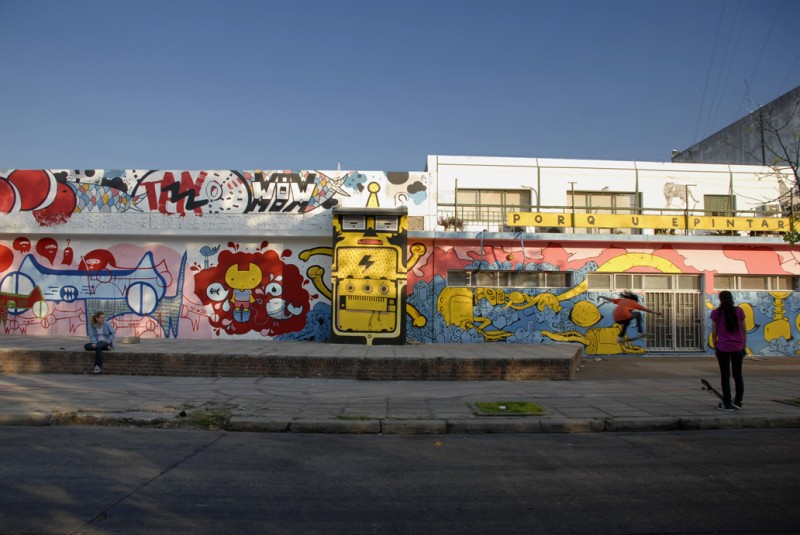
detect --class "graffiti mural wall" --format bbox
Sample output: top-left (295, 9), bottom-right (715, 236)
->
top-left (0, 236), bottom-right (336, 341)
top-left (0, 169), bottom-right (429, 225)
top-left (406, 238), bottom-right (800, 356)
top-left (2, 161), bottom-right (800, 356)
top-left (0, 168), bottom-right (428, 341)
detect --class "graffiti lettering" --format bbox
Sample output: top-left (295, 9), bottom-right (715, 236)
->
top-left (140, 171), bottom-right (209, 215)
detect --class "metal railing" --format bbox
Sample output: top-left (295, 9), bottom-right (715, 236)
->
top-left (435, 202), bottom-right (790, 236)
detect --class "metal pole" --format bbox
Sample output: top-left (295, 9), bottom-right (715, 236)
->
top-left (520, 185), bottom-right (538, 210)
top-left (454, 178), bottom-right (459, 230)
top-left (569, 181), bottom-right (577, 233)
top-left (684, 184), bottom-right (696, 235)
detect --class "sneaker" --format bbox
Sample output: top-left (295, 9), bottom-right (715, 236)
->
top-left (732, 401), bottom-right (742, 410)
top-left (617, 336), bottom-right (625, 343)
top-left (718, 403), bottom-right (734, 412)
top-left (93, 365), bottom-right (101, 374)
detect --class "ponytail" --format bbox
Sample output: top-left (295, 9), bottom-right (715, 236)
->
top-left (718, 291), bottom-right (739, 332)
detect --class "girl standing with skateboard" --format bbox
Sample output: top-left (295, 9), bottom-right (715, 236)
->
top-left (710, 290), bottom-right (746, 411)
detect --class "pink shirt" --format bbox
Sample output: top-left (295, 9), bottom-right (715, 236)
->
top-left (710, 307), bottom-right (745, 352)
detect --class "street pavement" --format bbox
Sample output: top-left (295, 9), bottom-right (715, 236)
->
top-left (1, 336), bottom-right (800, 434)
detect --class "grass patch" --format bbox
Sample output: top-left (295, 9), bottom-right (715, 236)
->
top-left (170, 402), bottom-right (238, 430)
top-left (784, 398), bottom-right (800, 406)
top-left (470, 401), bottom-right (544, 416)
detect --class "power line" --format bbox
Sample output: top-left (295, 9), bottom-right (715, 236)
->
top-left (709, 0), bottom-right (749, 130)
top-left (703, 0), bottom-right (743, 138)
top-left (778, 51), bottom-right (800, 95)
top-left (693, 1), bottom-right (726, 144)
top-left (747, 0), bottom-right (784, 91)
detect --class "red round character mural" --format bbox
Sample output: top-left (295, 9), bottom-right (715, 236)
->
top-left (12, 237), bottom-right (31, 253)
top-left (35, 237), bottom-right (59, 265)
top-left (79, 249), bottom-right (117, 271)
top-left (193, 249), bottom-right (309, 336)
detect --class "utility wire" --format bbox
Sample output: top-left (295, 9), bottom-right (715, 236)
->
top-left (747, 0), bottom-right (783, 91)
top-left (709, 0), bottom-right (749, 130)
top-left (703, 0), bottom-right (742, 139)
top-left (778, 51), bottom-right (800, 95)
top-left (693, 1), bottom-right (726, 145)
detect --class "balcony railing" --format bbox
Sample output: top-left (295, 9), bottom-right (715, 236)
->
top-left (436, 202), bottom-right (792, 237)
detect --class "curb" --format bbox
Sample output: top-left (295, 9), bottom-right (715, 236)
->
top-left (4, 411), bottom-right (799, 433)
top-left (0, 412), bottom-right (53, 426)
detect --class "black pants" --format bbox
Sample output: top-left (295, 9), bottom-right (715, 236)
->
top-left (618, 311), bottom-right (643, 337)
top-left (84, 341), bottom-right (110, 367)
top-left (715, 350), bottom-right (744, 406)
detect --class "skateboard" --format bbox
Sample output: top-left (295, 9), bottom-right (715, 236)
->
top-left (618, 333), bottom-right (646, 344)
top-left (700, 379), bottom-right (724, 403)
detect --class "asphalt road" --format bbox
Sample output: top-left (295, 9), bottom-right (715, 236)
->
top-left (1, 427), bottom-right (798, 535)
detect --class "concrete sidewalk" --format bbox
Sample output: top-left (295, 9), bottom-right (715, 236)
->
top-left (1, 348), bottom-right (799, 433)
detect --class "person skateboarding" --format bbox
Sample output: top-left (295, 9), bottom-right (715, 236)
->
top-left (710, 290), bottom-right (746, 411)
top-left (600, 292), bottom-right (661, 343)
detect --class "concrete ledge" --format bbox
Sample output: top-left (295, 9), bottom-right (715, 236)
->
top-left (289, 419), bottom-right (381, 434)
top-left (0, 347), bottom-right (581, 381)
top-left (380, 419), bottom-right (447, 434)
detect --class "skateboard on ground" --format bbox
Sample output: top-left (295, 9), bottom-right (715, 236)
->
top-left (700, 379), bottom-right (724, 403)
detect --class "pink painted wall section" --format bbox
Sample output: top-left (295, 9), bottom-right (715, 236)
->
top-left (406, 239), bottom-right (800, 356)
top-left (3, 234), bottom-right (800, 355)
top-left (0, 237), bottom-right (333, 342)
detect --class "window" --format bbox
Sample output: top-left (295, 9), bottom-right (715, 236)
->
top-left (456, 189), bottom-right (531, 226)
top-left (715, 275), bottom-right (797, 291)
top-left (447, 270), bottom-right (571, 288)
top-left (587, 273), bottom-right (701, 291)
top-left (569, 190), bottom-right (638, 214)
top-left (704, 195), bottom-right (736, 217)
top-left (567, 190), bottom-right (641, 234)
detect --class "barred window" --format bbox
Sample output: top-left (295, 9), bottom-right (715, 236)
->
top-left (447, 270), bottom-right (571, 288)
top-left (715, 275), bottom-right (797, 291)
top-left (587, 273), bottom-right (701, 291)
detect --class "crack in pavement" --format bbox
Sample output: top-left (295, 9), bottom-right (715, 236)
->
top-left (70, 433), bottom-right (228, 533)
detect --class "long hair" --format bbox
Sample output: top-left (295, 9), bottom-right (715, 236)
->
top-left (92, 311), bottom-right (105, 327)
top-left (718, 291), bottom-right (739, 332)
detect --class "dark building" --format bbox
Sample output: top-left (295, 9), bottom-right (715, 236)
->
top-left (672, 85), bottom-right (800, 165)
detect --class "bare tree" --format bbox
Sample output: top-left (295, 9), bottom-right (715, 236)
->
top-left (745, 92), bottom-right (800, 243)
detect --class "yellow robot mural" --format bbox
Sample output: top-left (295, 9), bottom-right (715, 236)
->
top-left (331, 207), bottom-right (408, 345)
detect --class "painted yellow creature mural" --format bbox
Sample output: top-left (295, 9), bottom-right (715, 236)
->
top-left (330, 207), bottom-right (409, 345)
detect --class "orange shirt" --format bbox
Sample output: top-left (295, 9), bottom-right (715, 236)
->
top-left (611, 298), bottom-right (645, 322)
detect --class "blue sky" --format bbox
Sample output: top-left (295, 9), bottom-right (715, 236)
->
top-left (1, 0), bottom-right (798, 171)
